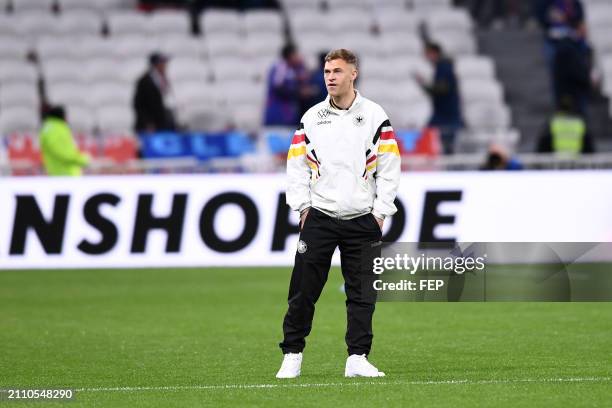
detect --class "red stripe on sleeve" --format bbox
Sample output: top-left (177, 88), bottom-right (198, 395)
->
top-left (306, 155), bottom-right (318, 167)
top-left (291, 133), bottom-right (305, 144)
top-left (380, 130), bottom-right (395, 140)
top-left (366, 154), bottom-right (377, 164)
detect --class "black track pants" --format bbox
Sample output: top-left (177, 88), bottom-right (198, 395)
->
top-left (279, 208), bottom-right (381, 356)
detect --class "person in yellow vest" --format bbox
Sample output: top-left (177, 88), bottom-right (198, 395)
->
top-left (537, 95), bottom-right (594, 154)
top-left (40, 106), bottom-right (90, 176)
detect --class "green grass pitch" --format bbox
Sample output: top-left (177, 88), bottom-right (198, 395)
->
top-left (1, 267), bottom-right (610, 407)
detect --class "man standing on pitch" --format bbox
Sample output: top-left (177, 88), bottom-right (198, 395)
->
top-left (276, 49), bottom-right (400, 378)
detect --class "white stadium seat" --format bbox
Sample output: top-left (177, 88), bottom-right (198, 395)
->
top-left (326, 0), bottom-right (370, 10)
top-left (411, 0), bottom-right (452, 14)
top-left (380, 33), bottom-right (424, 56)
top-left (287, 10), bottom-right (330, 36)
top-left (42, 58), bottom-right (88, 83)
top-left (205, 34), bottom-right (245, 59)
top-left (0, 36), bottom-right (30, 60)
top-left (250, 55), bottom-right (277, 82)
top-left (66, 105), bottom-right (95, 133)
top-left (149, 11), bottom-right (191, 36)
top-left (244, 10), bottom-right (283, 36)
top-left (455, 56), bottom-right (496, 80)
top-left (14, 11), bottom-right (58, 40)
top-left (200, 9), bottom-right (242, 36)
top-left (368, 0), bottom-right (408, 10)
top-left (57, 0), bottom-right (99, 12)
top-left (167, 57), bottom-right (209, 83)
top-left (0, 15), bottom-right (20, 36)
top-left (10, 0), bottom-right (55, 13)
top-left (173, 80), bottom-right (218, 109)
top-left (244, 32), bottom-right (283, 60)
top-left (210, 56), bottom-right (255, 82)
top-left (0, 82), bottom-right (39, 109)
top-left (0, 62), bottom-right (38, 84)
top-left (90, 81), bottom-right (133, 110)
top-left (59, 0), bottom-right (130, 12)
top-left (464, 102), bottom-right (511, 130)
top-left (158, 35), bottom-right (206, 59)
top-left (84, 58), bottom-right (124, 83)
top-left (36, 36), bottom-right (80, 60)
top-left (374, 10), bottom-right (421, 36)
top-left (106, 11), bottom-right (151, 36)
top-left (0, 106), bottom-right (39, 134)
top-left (326, 10), bottom-right (373, 35)
top-left (111, 35), bottom-right (159, 59)
top-left (460, 79), bottom-right (504, 105)
top-left (117, 58), bottom-right (147, 84)
top-left (585, 4), bottom-right (612, 30)
top-left (218, 79), bottom-right (265, 106)
top-left (281, 0), bottom-right (322, 13)
top-left (55, 10), bottom-right (103, 36)
top-left (46, 81), bottom-right (89, 107)
top-left (425, 7), bottom-right (473, 32)
top-left (76, 36), bottom-right (117, 59)
top-left (96, 106), bottom-right (134, 133)
top-left (429, 30), bottom-right (477, 56)
top-left (335, 33), bottom-right (386, 59)
top-left (455, 128), bottom-right (519, 153)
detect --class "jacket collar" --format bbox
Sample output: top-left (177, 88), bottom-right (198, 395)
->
top-left (325, 90), bottom-right (362, 115)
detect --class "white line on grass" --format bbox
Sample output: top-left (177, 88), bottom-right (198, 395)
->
top-left (76, 377), bottom-right (611, 393)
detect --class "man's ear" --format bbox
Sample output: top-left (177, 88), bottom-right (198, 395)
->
top-left (352, 68), bottom-right (358, 81)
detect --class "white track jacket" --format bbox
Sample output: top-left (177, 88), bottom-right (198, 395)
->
top-left (286, 91), bottom-right (401, 220)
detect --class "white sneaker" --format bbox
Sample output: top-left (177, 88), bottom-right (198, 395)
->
top-left (344, 354), bottom-right (385, 377)
top-left (275, 352), bottom-right (302, 379)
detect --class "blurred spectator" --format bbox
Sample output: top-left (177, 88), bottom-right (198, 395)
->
top-left (264, 44), bottom-right (309, 127)
top-left (537, 95), bottom-right (594, 154)
top-left (133, 52), bottom-right (177, 134)
top-left (480, 144), bottom-right (523, 170)
top-left (40, 106), bottom-right (90, 176)
top-left (301, 52), bottom-right (329, 116)
top-left (536, 0), bottom-right (586, 42)
top-left (416, 43), bottom-right (463, 155)
top-left (553, 38), bottom-right (591, 116)
top-left (536, 0), bottom-right (587, 101)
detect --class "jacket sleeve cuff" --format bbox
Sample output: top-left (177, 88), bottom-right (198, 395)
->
top-left (371, 209), bottom-right (385, 220)
top-left (298, 203), bottom-right (312, 213)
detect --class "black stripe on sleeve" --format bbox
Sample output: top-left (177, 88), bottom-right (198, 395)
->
top-left (297, 122), bottom-right (304, 130)
top-left (372, 119), bottom-right (391, 145)
top-left (311, 149), bottom-right (320, 164)
top-left (304, 135), bottom-right (310, 144)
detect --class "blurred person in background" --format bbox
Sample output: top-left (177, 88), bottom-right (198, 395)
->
top-left (40, 105), bottom-right (90, 176)
top-left (535, 0), bottom-right (588, 101)
top-left (480, 143), bottom-right (523, 170)
top-left (537, 94), bottom-right (595, 154)
top-left (133, 52), bottom-right (177, 134)
top-left (301, 52), bottom-right (329, 117)
top-left (264, 43), bottom-right (309, 127)
top-left (553, 37), bottom-right (592, 116)
top-left (416, 42), bottom-right (463, 155)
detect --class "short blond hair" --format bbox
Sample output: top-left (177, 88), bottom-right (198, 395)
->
top-left (324, 48), bottom-right (358, 68)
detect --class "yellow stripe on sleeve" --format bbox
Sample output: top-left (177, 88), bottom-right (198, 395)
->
top-left (366, 162), bottom-right (377, 172)
top-left (378, 143), bottom-right (400, 156)
top-left (287, 146), bottom-right (306, 159)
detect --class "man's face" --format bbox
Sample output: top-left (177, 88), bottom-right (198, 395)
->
top-left (324, 58), bottom-right (357, 97)
top-left (424, 48), bottom-right (438, 64)
top-left (155, 61), bottom-right (167, 76)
